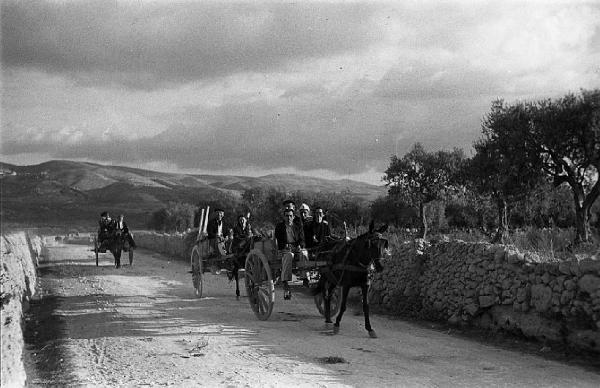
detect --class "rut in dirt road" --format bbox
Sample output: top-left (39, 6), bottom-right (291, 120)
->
top-left (23, 243), bottom-right (600, 387)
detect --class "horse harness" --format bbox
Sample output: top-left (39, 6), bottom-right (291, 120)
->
top-left (319, 233), bottom-right (384, 287)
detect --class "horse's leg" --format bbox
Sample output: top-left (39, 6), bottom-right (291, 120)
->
top-left (234, 267), bottom-right (240, 299)
top-left (333, 285), bottom-right (350, 334)
top-left (362, 284), bottom-right (377, 338)
top-left (323, 281), bottom-right (333, 324)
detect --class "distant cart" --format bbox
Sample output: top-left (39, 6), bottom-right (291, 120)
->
top-left (190, 206), bottom-right (340, 321)
top-left (92, 231), bottom-right (134, 267)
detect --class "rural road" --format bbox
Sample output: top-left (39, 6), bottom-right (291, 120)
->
top-left (23, 242), bottom-right (600, 387)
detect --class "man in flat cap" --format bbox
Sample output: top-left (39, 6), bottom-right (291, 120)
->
top-left (207, 208), bottom-right (229, 256)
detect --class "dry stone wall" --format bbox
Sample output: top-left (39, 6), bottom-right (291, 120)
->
top-left (1, 232), bottom-right (44, 388)
top-left (370, 240), bottom-right (600, 353)
top-left (134, 231), bottom-right (197, 262)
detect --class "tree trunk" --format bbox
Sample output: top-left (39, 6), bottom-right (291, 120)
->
top-left (420, 202), bottom-right (428, 240)
top-left (574, 204), bottom-right (591, 244)
top-left (492, 198), bottom-right (509, 244)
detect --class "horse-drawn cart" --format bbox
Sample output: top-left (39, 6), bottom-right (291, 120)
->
top-left (92, 231), bottom-right (134, 267)
top-left (190, 206), bottom-right (341, 321)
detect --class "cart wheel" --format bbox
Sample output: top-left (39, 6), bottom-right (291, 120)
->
top-left (94, 237), bottom-right (99, 266)
top-left (128, 248), bottom-right (134, 266)
top-left (314, 285), bottom-right (341, 317)
top-left (245, 250), bottom-right (274, 321)
top-left (191, 246), bottom-right (203, 297)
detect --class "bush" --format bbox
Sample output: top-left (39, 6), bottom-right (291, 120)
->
top-left (148, 202), bottom-right (196, 233)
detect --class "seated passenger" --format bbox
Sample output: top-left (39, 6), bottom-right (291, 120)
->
top-left (115, 214), bottom-right (136, 249)
top-left (232, 213), bottom-right (253, 256)
top-left (207, 208), bottom-right (229, 256)
top-left (298, 203), bottom-right (313, 244)
top-left (274, 208), bottom-right (308, 300)
top-left (310, 206), bottom-right (334, 246)
top-left (98, 211), bottom-right (114, 242)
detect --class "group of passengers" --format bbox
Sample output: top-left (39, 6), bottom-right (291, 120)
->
top-left (202, 200), bottom-right (337, 300)
top-left (97, 211), bottom-right (136, 249)
top-left (275, 200), bottom-right (337, 299)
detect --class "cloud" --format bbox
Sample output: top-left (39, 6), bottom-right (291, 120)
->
top-left (1, 88), bottom-right (483, 175)
top-left (2, 0), bottom-right (381, 89)
top-left (2, 1), bottom-right (600, 182)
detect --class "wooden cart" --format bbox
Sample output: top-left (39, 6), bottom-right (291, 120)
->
top-left (190, 206), bottom-right (340, 321)
top-left (92, 233), bottom-right (133, 267)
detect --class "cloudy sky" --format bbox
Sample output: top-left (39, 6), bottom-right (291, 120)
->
top-left (1, 0), bottom-right (599, 184)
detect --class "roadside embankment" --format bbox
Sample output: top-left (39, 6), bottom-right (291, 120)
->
top-left (370, 240), bottom-right (600, 354)
top-left (1, 232), bottom-right (45, 387)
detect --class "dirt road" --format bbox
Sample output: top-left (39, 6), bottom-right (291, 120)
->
top-left (24, 243), bottom-right (600, 387)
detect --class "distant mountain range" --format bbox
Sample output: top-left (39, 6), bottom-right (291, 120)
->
top-left (1, 160), bottom-right (386, 229)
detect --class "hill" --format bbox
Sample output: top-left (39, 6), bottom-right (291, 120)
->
top-left (0, 160), bottom-right (386, 229)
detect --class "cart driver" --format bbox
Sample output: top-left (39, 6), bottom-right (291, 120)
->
top-left (98, 211), bottom-right (114, 242)
top-left (207, 208), bottom-right (230, 256)
top-left (274, 208), bottom-right (308, 300)
top-left (232, 213), bottom-right (253, 256)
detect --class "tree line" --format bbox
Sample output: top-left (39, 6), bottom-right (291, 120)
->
top-left (148, 89), bottom-right (599, 245)
top-left (383, 88), bottom-right (599, 244)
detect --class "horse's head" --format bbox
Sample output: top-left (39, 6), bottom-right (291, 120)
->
top-left (352, 221), bottom-right (390, 272)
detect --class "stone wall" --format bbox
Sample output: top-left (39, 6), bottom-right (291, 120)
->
top-left (370, 240), bottom-right (600, 353)
top-left (134, 230), bottom-right (197, 262)
top-left (1, 232), bottom-right (44, 388)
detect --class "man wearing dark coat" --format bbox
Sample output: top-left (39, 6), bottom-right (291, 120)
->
top-left (274, 208), bottom-right (308, 299)
top-left (309, 206), bottom-right (333, 247)
top-left (232, 213), bottom-right (253, 256)
top-left (207, 209), bottom-right (227, 240)
top-left (115, 214), bottom-right (136, 249)
top-left (98, 211), bottom-right (115, 242)
top-left (206, 209), bottom-right (229, 256)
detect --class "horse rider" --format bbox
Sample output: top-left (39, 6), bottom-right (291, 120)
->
top-left (232, 213), bottom-right (253, 257)
top-left (115, 214), bottom-right (136, 249)
top-left (207, 208), bottom-right (230, 256)
top-left (274, 207), bottom-right (308, 300)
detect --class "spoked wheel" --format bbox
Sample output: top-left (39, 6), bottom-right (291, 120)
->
top-left (245, 250), bottom-right (274, 321)
top-left (314, 285), bottom-right (341, 317)
top-left (191, 246), bottom-right (203, 297)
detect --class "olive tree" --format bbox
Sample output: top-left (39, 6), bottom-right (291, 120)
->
top-left (530, 89), bottom-right (600, 243)
top-left (467, 100), bottom-right (543, 243)
top-left (480, 89), bottom-right (600, 243)
top-left (383, 143), bottom-right (465, 239)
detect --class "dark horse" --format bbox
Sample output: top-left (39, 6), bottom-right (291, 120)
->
top-left (312, 221), bottom-right (388, 338)
top-left (99, 230), bottom-right (128, 268)
top-left (225, 236), bottom-right (257, 299)
top-left (226, 253), bottom-right (245, 299)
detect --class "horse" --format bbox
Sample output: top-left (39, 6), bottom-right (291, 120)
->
top-left (99, 230), bottom-right (128, 269)
top-left (312, 221), bottom-right (389, 338)
top-left (225, 236), bottom-right (257, 299)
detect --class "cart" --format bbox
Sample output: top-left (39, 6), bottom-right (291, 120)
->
top-left (190, 207), bottom-right (340, 321)
top-left (92, 232), bottom-right (134, 267)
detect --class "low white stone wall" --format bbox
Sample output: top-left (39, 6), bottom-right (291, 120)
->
top-left (370, 240), bottom-right (600, 353)
top-left (1, 232), bottom-right (44, 388)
